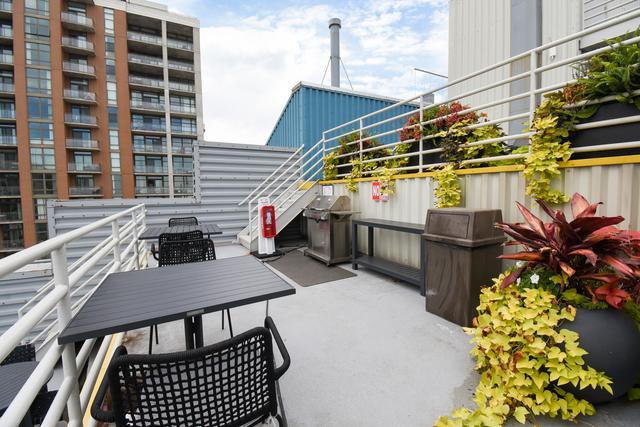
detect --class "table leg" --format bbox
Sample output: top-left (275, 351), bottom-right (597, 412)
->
top-left (194, 315), bottom-right (204, 348)
top-left (367, 226), bottom-right (374, 257)
top-left (184, 317), bottom-right (195, 350)
top-left (351, 223), bottom-right (358, 270)
top-left (226, 309), bottom-right (234, 337)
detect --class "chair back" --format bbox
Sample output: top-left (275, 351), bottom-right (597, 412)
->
top-left (1, 343), bottom-right (35, 365)
top-left (98, 326), bottom-right (279, 427)
top-left (158, 230), bottom-right (203, 246)
top-left (168, 216), bottom-right (198, 227)
top-left (158, 238), bottom-right (216, 266)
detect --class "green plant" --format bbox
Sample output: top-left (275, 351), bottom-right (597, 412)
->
top-left (575, 33), bottom-right (640, 107)
top-left (495, 193), bottom-right (640, 309)
top-left (436, 274), bottom-right (613, 426)
top-left (431, 164), bottom-right (461, 208)
top-left (345, 159), bottom-right (362, 192)
top-left (323, 151), bottom-right (338, 180)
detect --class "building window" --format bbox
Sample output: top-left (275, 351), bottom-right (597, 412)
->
top-left (112, 174), bottom-right (121, 197)
top-left (107, 82), bottom-right (117, 105)
top-left (30, 148), bottom-right (55, 170)
top-left (172, 156), bottom-right (193, 173)
top-left (108, 107), bottom-right (118, 129)
top-left (75, 175), bottom-right (94, 188)
top-left (27, 96), bottom-right (52, 119)
top-left (35, 222), bottom-right (48, 243)
top-left (171, 117), bottom-right (197, 134)
top-left (174, 176), bottom-right (193, 194)
top-left (32, 173), bottom-right (56, 195)
top-left (105, 35), bottom-right (115, 57)
top-left (104, 8), bottom-right (115, 34)
top-left (28, 122), bottom-right (53, 145)
top-left (0, 100), bottom-right (14, 118)
top-left (25, 0), bottom-right (49, 16)
top-left (26, 68), bottom-right (51, 95)
top-left (0, 224), bottom-right (24, 249)
top-left (33, 198), bottom-right (48, 220)
top-left (105, 58), bottom-right (116, 81)
top-left (24, 16), bottom-right (50, 40)
top-left (0, 199), bottom-right (21, 222)
top-left (70, 128), bottom-right (91, 141)
top-left (110, 152), bottom-right (120, 172)
top-left (109, 130), bottom-right (119, 150)
top-left (25, 42), bottom-right (50, 66)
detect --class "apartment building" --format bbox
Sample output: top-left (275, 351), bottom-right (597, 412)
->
top-left (0, 0), bottom-right (203, 257)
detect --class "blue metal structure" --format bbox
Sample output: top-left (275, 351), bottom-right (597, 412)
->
top-left (266, 82), bottom-right (417, 152)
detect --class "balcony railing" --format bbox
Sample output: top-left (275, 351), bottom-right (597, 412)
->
top-left (134, 164), bottom-right (168, 173)
top-left (133, 144), bottom-right (167, 153)
top-left (168, 60), bottom-right (194, 72)
top-left (65, 113), bottom-right (97, 125)
top-left (172, 145), bottom-right (193, 154)
top-left (0, 211), bottom-right (21, 221)
top-left (136, 186), bottom-right (169, 194)
top-left (0, 0), bottom-right (11, 13)
top-left (61, 12), bottom-right (94, 29)
top-left (130, 100), bottom-right (165, 111)
top-left (0, 108), bottom-right (15, 119)
top-left (0, 82), bottom-right (14, 93)
top-left (167, 38), bottom-right (193, 51)
top-left (171, 126), bottom-right (197, 135)
top-left (61, 37), bottom-right (94, 52)
top-left (0, 159), bottom-right (18, 169)
top-left (0, 26), bottom-right (11, 38)
top-left (0, 135), bottom-right (16, 145)
top-left (0, 205), bottom-right (146, 426)
top-left (132, 122), bottom-right (166, 132)
top-left (0, 185), bottom-right (20, 196)
top-left (63, 61), bottom-right (95, 76)
top-left (129, 75), bottom-right (164, 88)
top-left (170, 104), bottom-right (196, 114)
top-left (69, 186), bottom-right (101, 196)
top-left (174, 187), bottom-right (194, 195)
top-left (169, 81), bottom-right (195, 92)
top-left (0, 239), bottom-right (22, 249)
top-left (68, 162), bottom-right (101, 173)
top-left (127, 31), bottom-right (162, 45)
top-left (66, 139), bottom-right (99, 149)
top-left (64, 89), bottom-right (96, 103)
top-left (173, 167), bottom-right (193, 174)
top-left (128, 53), bottom-right (163, 67)
top-left (0, 53), bottom-right (12, 65)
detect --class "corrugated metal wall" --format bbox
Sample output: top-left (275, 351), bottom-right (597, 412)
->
top-left (331, 163), bottom-right (640, 269)
top-left (541, 0), bottom-right (582, 88)
top-left (267, 84), bottom-right (417, 151)
top-left (584, 0), bottom-right (640, 28)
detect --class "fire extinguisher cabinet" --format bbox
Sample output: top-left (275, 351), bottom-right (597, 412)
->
top-left (422, 208), bottom-right (506, 327)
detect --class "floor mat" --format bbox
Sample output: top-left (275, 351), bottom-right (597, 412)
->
top-left (265, 249), bottom-right (355, 287)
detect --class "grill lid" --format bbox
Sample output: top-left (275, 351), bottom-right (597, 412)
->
top-left (304, 195), bottom-right (351, 212)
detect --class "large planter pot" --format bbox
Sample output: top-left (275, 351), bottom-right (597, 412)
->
top-left (570, 101), bottom-right (640, 160)
top-left (562, 308), bottom-right (640, 403)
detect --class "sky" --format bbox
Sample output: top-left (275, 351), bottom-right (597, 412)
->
top-left (153, 0), bottom-right (449, 144)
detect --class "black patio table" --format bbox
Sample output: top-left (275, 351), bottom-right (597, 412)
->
top-left (58, 256), bottom-right (296, 349)
top-left (0, 361), bottom-right (40, 426)
top-left (137, 223), bottom-right (223, 240)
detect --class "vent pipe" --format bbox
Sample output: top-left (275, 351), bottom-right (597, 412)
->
top-left (328, 18), bottom-right (341, 87)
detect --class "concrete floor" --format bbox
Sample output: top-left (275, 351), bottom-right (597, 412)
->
top-left (126, 245), bottom-right (640, 427)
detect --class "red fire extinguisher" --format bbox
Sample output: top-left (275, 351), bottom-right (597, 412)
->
top-left (260, 205), bottom-right (276, 238)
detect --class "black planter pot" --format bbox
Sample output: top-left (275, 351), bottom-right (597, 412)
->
top-left (562, 308), bottom-right (640, 403)
top-left (570, 101), bottom-right (640, 160)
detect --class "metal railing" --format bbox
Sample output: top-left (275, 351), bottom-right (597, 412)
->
top-left (128, 53), bottom-right (163, 67)
top-left (68, 163), bottom-right (101, 173)
top-left (136, 186), bottom-right (169, 194)
top-left (64, 89), bottom-right (96, 102)
top-left (65, 113), bottom-right (97, 125)
top-left (133, 143), bottom-right (167, 153)
top-left (66, 139), bottom-right (99, 150)
top-left (129, 75), bottom-right (164, 88)
top-left (172, 145), bottom-right (193, 154)
top-left (168, 81), bottom-right (195, 92)
top-left (132, 122), bottom-right (166, 132)
top-left (69, 186), bottom-right (101, 196)
top-left (0, 239), bottom-right (22, 249)
top-left (0, 81), bottom-right (14, 92)
top-left (127, 31), bottom-right (162, 45)
top-left (0, 26), bottom-right (11, 38)
top-left (134, 164), bottom-right (168, 173)
top-left (0, 52), bottom-right (12, 65)
top-left (171, 125), bottom-right (197, 135)
top-left (0, 211), bottom-right (21, 221)
top-left (63, 61), bottom-right (95, 75)
top-left (61, 12), bottom-right (94, 28)
top-left (61, 37), bottom-right (94, 52)
top-left (0, 0), bottom-right (11, 13)
top-left (167, 38), bottom-right (193, 50)
top-left (0, 205), bottom-right (147, 426)
top-left (0, 108), bottom-right (15, 119)
top-left (0, 185), bottom-right (19, 196)
top-left (168, 60), bottom-right (194, 72)
top-left (0, 159), bottom-right (18, 169)
top-left (170, 104), bottom-right (196, 114)
top-left (131, 99), bottom-right (165, 111)
top-left (172, 166), bottom-right (193, 174)
top-left (0, 135), bottom-right (16, 145)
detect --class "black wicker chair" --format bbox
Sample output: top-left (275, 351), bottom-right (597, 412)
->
top-left (168, 216), bottom-right (198, 226)
top-left (0, 343), bottom-right (35, 365)
top-left (158, 238), bottom-right (216, 266)
top-left (150, 230), bottom-right (204, 261)
top-left (91, 317), bottom-right (290, 427)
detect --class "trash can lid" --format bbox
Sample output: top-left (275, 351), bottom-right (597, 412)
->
top-left (422, 208), bottom-right (506, 247)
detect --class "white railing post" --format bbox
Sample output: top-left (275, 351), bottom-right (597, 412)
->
top-left (131, 211), bottom-right (140, 270)
top-left (112, 219), bottom-right (121, 270)
top-left (418, 96), bottom-right (425, 173)
top-left (248, 201), bottom-right (252, 247)
top-left (358, 118), bottom-right (364, 163)
top-left (528, 50), bottom-right (539, 133)
top-left (51, 247), bottom-right (83, 426)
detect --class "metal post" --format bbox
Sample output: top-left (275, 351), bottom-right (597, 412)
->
top-left (358, 118), bottom-right (363, 163)
top-left (528, 50), bottom-right (539, 150)
top-left (248, 202), bottom-right (252, 247)
top-left (418, 96), bottom-right (424, 173)
top-left (131, 211), bottom-right (140, 270)
top-left (112, 219), bottom-right (121, 270)
top-left (51, 247), bottom-right (83, 426)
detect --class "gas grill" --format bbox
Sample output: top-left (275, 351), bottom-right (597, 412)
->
top-left (303, 195), bottom-right (354, 265)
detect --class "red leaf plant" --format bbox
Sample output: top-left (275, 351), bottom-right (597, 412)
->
top-left (495, 193), bottom-right (640, 308)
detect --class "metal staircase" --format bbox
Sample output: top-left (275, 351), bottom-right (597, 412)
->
top-left (237, 140), bottom-right (325, 251)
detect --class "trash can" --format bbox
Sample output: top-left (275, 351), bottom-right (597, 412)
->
top-left (422, 208), bottom-right (506, 326)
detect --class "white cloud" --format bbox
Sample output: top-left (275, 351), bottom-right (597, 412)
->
top-left (156, 1), bottom-right (449, 144)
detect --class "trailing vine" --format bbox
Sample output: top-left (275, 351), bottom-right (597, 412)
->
top-left (431, 164), bottom-right (461, 208)
top-left (436, 272), bottom-right (613, 426)
top-left (323, 151), bottom-right (338, 180)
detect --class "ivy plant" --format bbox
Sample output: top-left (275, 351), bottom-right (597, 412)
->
top-left (323, 151), bottom-right (338, 180)
top-left (436, 273), bottom-right (613, 427)
top-left (431, 164), bottom-right (461, 208)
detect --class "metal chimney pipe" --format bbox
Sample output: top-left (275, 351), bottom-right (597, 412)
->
top-left (328, 18), bottom-right (341, 87)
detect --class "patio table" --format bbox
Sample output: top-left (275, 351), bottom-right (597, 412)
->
top-left (0, 361), bottom-right (40, 426)
top-left (137, 223), bottom-right (223, 240)
top-left (58, 256), bottom-right (296, 349)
